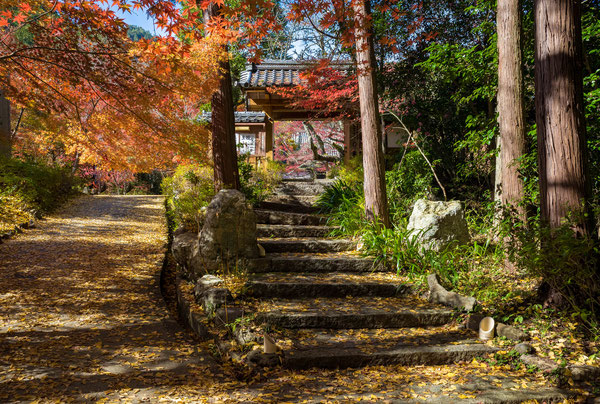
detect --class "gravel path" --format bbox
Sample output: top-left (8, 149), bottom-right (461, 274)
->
top-left (0, 195), bottom-right (215, 402)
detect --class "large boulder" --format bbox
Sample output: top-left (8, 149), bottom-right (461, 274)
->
top-left (407, 199), bottom-right (470, 251)
top-left (171, 232), bottom-right (199, 279)
top-left (173, 189), bottom-right (259, 279)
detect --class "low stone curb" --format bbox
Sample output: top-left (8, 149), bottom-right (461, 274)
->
top-left (174, 273), bottom-right (211, 340)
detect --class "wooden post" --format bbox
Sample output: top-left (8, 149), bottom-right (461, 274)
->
top-left (265, 119), bottom-right (273, 161)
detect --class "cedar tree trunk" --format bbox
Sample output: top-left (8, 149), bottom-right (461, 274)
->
top-left (204, 3), bottom-right (240, 191)
top-left (497, 0), bottom-right (526, 220)
top-left (353, 0), bottom-right (389, 227)
top-left (0, 90), bottom-right (10, 159)
top-left (535, 0), bottom-right (591, 235)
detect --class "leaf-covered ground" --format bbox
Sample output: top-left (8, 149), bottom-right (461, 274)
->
top-left (0, 195), bottom-right (591, 402)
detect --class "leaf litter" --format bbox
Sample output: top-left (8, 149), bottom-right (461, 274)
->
top-left (0, 195), bottom-right (593, 402)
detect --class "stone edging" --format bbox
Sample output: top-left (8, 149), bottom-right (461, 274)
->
top-left (174, 273), bottom-right (211, 340)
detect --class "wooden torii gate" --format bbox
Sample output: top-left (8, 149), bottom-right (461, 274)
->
top-left (238, 60), bottom-right (361, 164)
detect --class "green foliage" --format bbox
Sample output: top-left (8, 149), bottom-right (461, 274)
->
top-left (316, 179), bottom-right (360, 214)
top-left (503, 213), bottom-right (600, 331)
top-left (0, 157), bottom-right (77, 213)
top-left (127, 25), bottom-right (153, 41)
top-left (360, 221), bottom-right (466, 289)
top-left (386, 150), bottom-right (433, 221)
top-left (238, 155), bottom-right (284, 206)
top-left (161, 164), bottom-right (214, 232)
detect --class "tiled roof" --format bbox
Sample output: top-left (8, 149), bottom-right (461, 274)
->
top-left (239, 60), bottom-right (352, 88)
top-left (199, 111), bottom-right (266, 124)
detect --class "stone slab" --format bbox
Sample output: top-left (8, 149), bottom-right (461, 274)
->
top-left (256, 224), bottom-right (335, 238)
top-left (254, 209), bottom-right (327, 226)
top-left (259, 238), bottom-right (356, 253)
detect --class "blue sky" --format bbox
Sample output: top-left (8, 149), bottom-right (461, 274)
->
top-left (113, 7), bottom-right (166, 36)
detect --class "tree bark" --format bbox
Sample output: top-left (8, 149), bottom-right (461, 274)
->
top-left (204, 3), bottom-right (240, 191)
top-left (535, 0), bottom-right (591, 235)
top-left (353, 0), bottom-right (389, 227)
top-left (0, 89), bottom-right (11, 159)
top-left (497, 0), bottom-right (527, 221)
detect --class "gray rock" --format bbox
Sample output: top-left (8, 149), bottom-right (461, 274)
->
top-left (514, 343), bottom-right (534, 354)
top-left (497, 322), bottom-right (529, 341)
top-left (215, 306), bottom-right (245, 326)
top-left (193, 275), bottom-right (232, 312)
top-left (427, 273), bottom-right (476, 312)
top-left (196, 274), bottom-right (225, 290)
top-left (201, 288), bottom-right (233, 312)
top-left (407, 199), bottom-right (470, 251)
top-left (171, 232), bottom-right (199, 275)
top-left (465, 313), bottom-right (486, 332)
top-left (234, 327), bottom-right (261, 345)
top-left (187, 190), bottom-right (259, 277)
top-left (568, 364), bottom-right (600, 382)
top-left (247, 349), bottom-right (281, 367)
top-left (521, 354), bottom-right (560, 373)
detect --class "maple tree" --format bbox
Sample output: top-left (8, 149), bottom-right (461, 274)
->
top-left (273, 120), bottom-right (343, 177)
top-left (0, 0), bottom-right (278, 172)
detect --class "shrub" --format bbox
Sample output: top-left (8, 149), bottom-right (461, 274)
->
top-left (238, 155), bottom-right (284, 205)
top-left (504, 213), bottom-right (600, 331)
top-left (0, 157), bottom-right (77, 212)
top-left (161, 164), bottom-right (214, 232)
top-left (0, 193), bottom-right (34, 234)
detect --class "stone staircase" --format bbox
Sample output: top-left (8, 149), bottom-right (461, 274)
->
top-left (243, 179), bottom-right (572, 401)
top-left (247, 179), bottom-right (497, 370)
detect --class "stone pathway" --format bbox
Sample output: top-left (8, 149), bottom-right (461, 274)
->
top-left (0, 193), bottom-right (577, 402)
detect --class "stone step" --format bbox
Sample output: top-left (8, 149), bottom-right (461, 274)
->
top-left (254, 209), bottom-right (327, 226)
top-left (244, 272), bottom-right (410, 298)
top-left (256, 201), bottom-right (320, 214)
top-left (258, 238), bottom-right (356, 253)
top-left (269, 327), bottom-right (498, 369)
top-left (256, 224), bottom-right (335, 238)
top-left (267, 194), bottom-right (319, 206)
top-left (249, 253), bottom-right (382, 273)
top-left (253, 296), bottom-right (454, 329)
top-left (275, 183), bottom-right (327, 196)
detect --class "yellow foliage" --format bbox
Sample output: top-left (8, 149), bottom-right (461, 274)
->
top-left (0, 194), bottom-right (33, 234)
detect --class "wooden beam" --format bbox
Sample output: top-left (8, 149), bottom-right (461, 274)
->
top-left (265, 119), bottom-right (273, 161)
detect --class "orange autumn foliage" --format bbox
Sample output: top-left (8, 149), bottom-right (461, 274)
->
top-left (0, 0), bottom-right (278, 170)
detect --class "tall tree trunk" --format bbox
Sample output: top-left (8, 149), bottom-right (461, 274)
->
top-left (204, 3), bottom-right (240, 191)
top-left (493, 135), bottom-right (503, 235)
top-left (0, 90), bottom-right (11, 159)
top-left (353, 0), bottom-right (389, 227)
top-left (497, 0), bottom-right (527, 221)
top-left (535, 0), bottom-right (591, 235)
